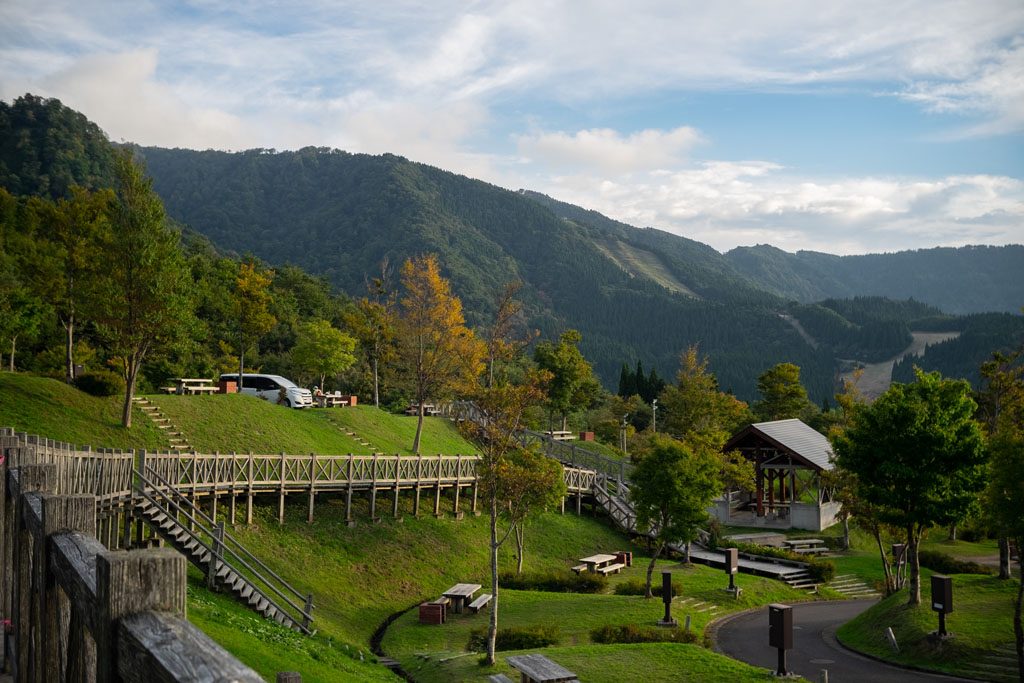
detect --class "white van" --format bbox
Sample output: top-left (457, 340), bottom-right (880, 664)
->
top-left (219, 373), bottom-right (313, 409)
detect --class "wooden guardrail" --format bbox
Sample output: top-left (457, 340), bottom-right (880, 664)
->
top-left (2, 461), bottom-right (261, 682)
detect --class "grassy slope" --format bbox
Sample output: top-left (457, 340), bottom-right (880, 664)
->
top-left (836, 574), bottom-right (1017, 678)
top-left (149, 395), bottom-right (478, 456)
top-left (0, 373), bottom-right (168, 449)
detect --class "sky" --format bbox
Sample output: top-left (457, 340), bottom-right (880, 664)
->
top-left (1, 0), bottom-right (1023, 255)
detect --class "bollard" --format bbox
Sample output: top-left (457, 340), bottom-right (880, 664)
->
top-left (684, 614), bottom-right (691, 632)
top-left (820, 669), bottom-right (829, 683)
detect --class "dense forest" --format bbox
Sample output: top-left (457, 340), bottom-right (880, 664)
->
top-left (1, 94), bottom-right (1021, 404)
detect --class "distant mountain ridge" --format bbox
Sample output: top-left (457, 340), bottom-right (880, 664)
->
top-left (2, 94), bottom-right (1022, 402)
top-left (726, 243), bottom-right (1024, 314)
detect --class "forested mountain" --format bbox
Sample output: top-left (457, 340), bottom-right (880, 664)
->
top-left (726, 244), bottom-right (1024, 314)
top-left (2, 94), bottom-right (1020, 403)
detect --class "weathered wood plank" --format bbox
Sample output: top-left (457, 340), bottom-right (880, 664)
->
top-left (118, 611), bottom-right (263, 682)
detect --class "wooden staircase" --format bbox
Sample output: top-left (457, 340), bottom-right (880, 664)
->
top-left (133, 466), bottom-right (314, 634)
top-left (133, 396), bottom-right (193, 452)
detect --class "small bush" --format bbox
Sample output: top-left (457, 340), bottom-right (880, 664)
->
top-left (613, 578), bottom-right (681, 597)
top-left (467, 625), bottom-right (559, 652)
top-left (918, 549), bottom-right (994, 576)
top-left (74, 370), bottom-right (125, 397)
top-left (706, 519), bottom-right (722, 550)
top-left (590, 623), bottom-right (697, 645)
top-left (805, 557), bottom-right (836, 583)
top-left (499, 570), bottom-right (606, 594)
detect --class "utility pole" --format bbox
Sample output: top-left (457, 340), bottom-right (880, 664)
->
top-left (652, 398), bottom-right (658, 433)
top-left (621, 413), bottom-right (629, 456)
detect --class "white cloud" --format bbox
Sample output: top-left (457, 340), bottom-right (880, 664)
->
top-left (517, 127), bottom-right (703, 173)
top-left (527, 162), bottom-right (1024, 254)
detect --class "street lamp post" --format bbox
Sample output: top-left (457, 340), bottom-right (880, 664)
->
top-left (652, 398), bottom-right (658, 433)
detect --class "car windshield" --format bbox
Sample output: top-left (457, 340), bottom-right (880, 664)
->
top-left (271, 376), bottom-right (298, 389)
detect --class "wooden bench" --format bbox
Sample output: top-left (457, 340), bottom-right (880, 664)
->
top-left (792, 546), bottom-right (828, 555)
top-left (488, 675), bottom-right (513, 683)
top-left (596, 562), bottom-right (625, 575)
top-left (570, 564), bottom-right (588, 574)
top-left (468, 593), bottom-right (493, 613)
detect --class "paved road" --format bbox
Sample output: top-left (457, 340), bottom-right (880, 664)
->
top-left (714, 599), bottom-right (974, 682)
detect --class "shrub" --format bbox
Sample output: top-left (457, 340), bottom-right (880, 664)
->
top-left (805, 557), bottom-right (835, 583)
top-left (706, 519), bottom-right (722, 550)
top-left (590, 624), bottom-right (697, 645)
top-left (918, 549), bottom-right (994, 576)
top-left (74, 370), bottom-right (125, 397)
top-left (613, 578), bottom-right (680, 597)
top-left (467, 625), bottom-right (559, 652)
top-left (499, 570), bottom-right (606, 594)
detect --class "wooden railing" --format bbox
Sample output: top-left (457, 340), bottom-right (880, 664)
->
top-left (2, 461), bottom-right (261, 681)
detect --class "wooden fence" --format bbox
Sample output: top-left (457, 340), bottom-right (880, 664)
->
top-left (2, 460), bottom-right (262, 681)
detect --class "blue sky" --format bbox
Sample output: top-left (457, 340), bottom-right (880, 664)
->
top-left (1, 0), bottom-right (1022, 254)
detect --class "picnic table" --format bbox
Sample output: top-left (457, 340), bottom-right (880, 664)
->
top-left (577, 553), bottom-right (624, 575)
top-left (442, 583), bottom-right (481, 614)
top-left (406, 403), bottom-right (441, 416)
top-left (783, 538), bottom-right (828, 554)
top-left (546, 430), bottom-right (576, 441)
top-left (172, 378), bottom-right (218, 395)
top-left (315, 393), bottom-right (350, 408)
top-left (506, 653), bottom-right (579, 683)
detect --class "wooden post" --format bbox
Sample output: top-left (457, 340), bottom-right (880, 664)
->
top-left (453, 455), bottom-right (461, 518)
top-left (471, 480), bottom-right (478, 516)
top-left (207, 521), bottom-right (225, 591)
top-left (230, 452), bottom-right (238, 526)
top-left (371, 455), bottom-right (381, 522)
top-left (211, 452), bottom-right (219, 524)
top-left (392, 458), bottom-right (400, 520)
top-left (278, 452), bottom-right (286, 525)
top-left (95, 548), bottom-right (187, 682)
top-left (277, 673), bottom-right (301, 682)
top-left (413, 456), bottom-right (422, 517)
top-left (13, 464), bottom-right (57, 683)
top-left (434, 481), bottom-right (442, 518)
top-left (345, 455), bottom-right (354, 527)
top-left (246, 452), bottom-right (254, 525)
top-left (41, 495), bottom-right (95, 681)
top-left (307, 453), bottom-right (316, 524)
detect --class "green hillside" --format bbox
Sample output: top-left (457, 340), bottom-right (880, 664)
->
top-left (0, 373), bottom-right (168, 449)
top-left (149, 395), bottom-right (477, 455)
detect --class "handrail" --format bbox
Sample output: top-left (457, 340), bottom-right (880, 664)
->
top-left (135, 466), bottom-right (313, 631)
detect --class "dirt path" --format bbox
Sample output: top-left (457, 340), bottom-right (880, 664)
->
top-left (842, 331), bottom-right (960, 400)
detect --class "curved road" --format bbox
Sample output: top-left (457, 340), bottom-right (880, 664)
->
top-left (714, 599), bottom-right (974, 682)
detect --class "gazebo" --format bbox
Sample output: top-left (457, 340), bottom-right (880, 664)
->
top-left (710, 418), bottom-right (840, 531)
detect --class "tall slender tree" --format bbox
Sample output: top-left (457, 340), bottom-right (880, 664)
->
top-left (90, 150), bottom-right (192, 428)
top-left (534, 329), bottom-right (601, 431)
top-left (398, 254), bottom-right (485, 453)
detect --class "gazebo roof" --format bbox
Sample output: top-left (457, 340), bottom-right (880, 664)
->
top-left (724, 418), bottom-right (834, 471)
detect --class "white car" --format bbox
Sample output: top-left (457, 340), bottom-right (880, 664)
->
top-left (219, 373), bottom-right (313, 409)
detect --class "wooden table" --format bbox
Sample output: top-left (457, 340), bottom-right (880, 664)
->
top-left (173, 379), bottom-right (218, 395)
top-left (506, 653), bottom-right (578, 683)
top-left (546, 430), bottom-right (576, 441)
top-left (578, 553), bottom-right (618, 573)
top-left (442, 583), bottom-right (481, 614)
top-left (316, 395), bottom-right (349, 408)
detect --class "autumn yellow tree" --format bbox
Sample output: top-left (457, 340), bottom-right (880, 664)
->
top-left (398, 254), bottom-right (484, 453)
top-left (232, 261), bottom-right (276, 390)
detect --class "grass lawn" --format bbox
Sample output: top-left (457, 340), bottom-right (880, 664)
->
top-left (836, 573), bottom-right (1018, 679)
top-left (383, 555), bottom-right (823, 682)
top-left (148, 395), bottom-right (478, 456)
top-left (0, 372), bottom-right (168, 449)
top-left (405, 642), bottom-right (796, 682)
